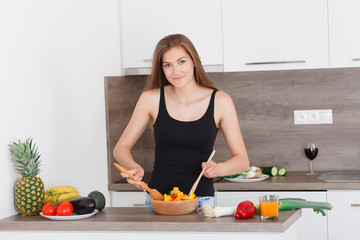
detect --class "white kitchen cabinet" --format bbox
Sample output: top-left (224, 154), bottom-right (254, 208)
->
top-left (120, 0), bottom-right (223, 75)
top-left (327, 190), bottom-right (360, 239)
top-left (328, 0), bottom-right (360, 68)
top-left (216, 191), bottom-right (328, 240)
top-left (110, 191), bottom-right (146, 207)
top-left (222, 0), bottom-right (329, 72)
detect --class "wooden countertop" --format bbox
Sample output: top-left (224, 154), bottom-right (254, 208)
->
top-left (0, 207), bottom-right (301, 233)
top-left (215, 171), bottom-right (360, 191)
top-left (109, 171), bottom-right (360, 191)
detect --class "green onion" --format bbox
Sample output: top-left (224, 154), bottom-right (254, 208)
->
top-left (255, 198), bottom-right (333, 216)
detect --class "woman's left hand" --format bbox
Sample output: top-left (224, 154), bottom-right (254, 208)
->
top-left (202, 160), bottom-right (220, 178)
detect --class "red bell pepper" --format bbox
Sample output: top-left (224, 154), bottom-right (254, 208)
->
top-left (234, 200), bottom-right (257, 219)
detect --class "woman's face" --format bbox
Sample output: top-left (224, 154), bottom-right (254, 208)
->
top-left (161, 45), bottom-right (195, 88)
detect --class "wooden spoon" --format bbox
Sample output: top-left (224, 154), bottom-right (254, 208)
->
top-left (113, 163), bottom-right (164, 201)
top-left (188, 150), bottom-right (216, 196)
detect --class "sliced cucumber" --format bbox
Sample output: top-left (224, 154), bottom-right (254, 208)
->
top-left (278, 168), bottom-right (287, 176)
top-left (260, 166), bottom-right (278, 176)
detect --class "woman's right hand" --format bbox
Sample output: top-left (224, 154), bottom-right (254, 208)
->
top-left (120, 167), bottom-right (145, 189)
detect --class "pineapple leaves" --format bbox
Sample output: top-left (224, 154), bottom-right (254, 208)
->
top-left (9, 138), bottom-right (41, 177)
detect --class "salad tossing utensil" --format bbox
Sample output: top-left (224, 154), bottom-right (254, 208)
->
top-left (188, 150), bottom-right (216, 196)
top-left (113, 163), bottom-right (164, 201)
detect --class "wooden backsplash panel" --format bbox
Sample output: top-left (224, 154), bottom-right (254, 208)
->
top-left (105, 75), bottom-right (156, 185)
top-left (105, 68), bottom-right (360, 186)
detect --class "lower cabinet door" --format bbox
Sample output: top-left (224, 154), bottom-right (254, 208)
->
top-left (327, 190), bottom-right (360, 239)
top-left (216, 191), bottom-right (328, 240)
top-left (110, 191), bottom-right (146, 207)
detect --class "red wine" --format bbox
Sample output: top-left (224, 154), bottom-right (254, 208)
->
top-left (305, 148), bottom-right (318, 160)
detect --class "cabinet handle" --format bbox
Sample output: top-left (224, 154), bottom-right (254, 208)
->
top-left (352, 58), bottom-right (360, 61)
top-left (245, 60), bottom-right (306, 65)
top-left (143, 59), bottom-right (153, 62)
top-left (350, 204), bottom-right (360, 207)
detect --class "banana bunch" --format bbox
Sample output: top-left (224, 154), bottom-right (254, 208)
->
top-left (45, 185), bottom-right (81, 203)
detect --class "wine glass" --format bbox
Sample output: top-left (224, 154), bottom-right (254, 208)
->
top-left (305, 143), bottom-right (318, 175)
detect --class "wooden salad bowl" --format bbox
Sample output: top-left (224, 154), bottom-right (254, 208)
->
top-left (151, 197), bottom-right (198, 215)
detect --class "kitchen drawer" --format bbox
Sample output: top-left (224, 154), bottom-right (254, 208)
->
top-left (110, 191), bottom-right (146, 207)
top-left (327, 190), bottom-right (360, 239)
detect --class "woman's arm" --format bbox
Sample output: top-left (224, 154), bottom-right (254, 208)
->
top-left (113, 90), bottom-right (158, 187)
top-left (202, 91), bottom-right (249, 178)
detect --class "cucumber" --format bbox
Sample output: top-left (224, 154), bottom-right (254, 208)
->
top-left (278, 168), bottom-right (287, 176)
top-left (260, 167), bottom-right (278, 176)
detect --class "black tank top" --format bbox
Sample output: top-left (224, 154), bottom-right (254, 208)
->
top-left (148, 86), bottom-right (219, 196)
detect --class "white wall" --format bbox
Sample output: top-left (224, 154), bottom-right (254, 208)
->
top-left (0, 0), bottom-right (121, 219)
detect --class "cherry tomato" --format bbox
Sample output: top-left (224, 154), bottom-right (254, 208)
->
top-left (56, 202), bottom-right (73, 216)
top-left (42, 202), bottom-right (58, 216)
top-left (171, 194), bottom-right (177, 199)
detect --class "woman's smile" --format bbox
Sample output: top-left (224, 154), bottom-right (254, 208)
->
top-left (173, 76), bottom-right (184, 81)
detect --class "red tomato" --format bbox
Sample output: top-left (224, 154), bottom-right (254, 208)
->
top-left (42, 202), bottom-right (58, 216)
top-left (56, 202), bottom-right (73, 216)
top-left (171, 194), bottom-right (177, 199)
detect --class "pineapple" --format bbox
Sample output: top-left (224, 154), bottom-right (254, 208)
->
top-left (9, 138), bottom-right (45, 216)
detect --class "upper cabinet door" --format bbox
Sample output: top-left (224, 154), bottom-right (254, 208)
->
top-left (328, 0), bottom-right (360, 68)
top-left (120, 0), bottom-right (223, 74)
top-left (222, 0), bottom-right (329, 72)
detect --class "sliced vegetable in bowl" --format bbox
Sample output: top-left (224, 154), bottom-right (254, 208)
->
top-left (164, 187), bottom-right (196, 201)
top-left (153, 187), bottom-right (198, 215)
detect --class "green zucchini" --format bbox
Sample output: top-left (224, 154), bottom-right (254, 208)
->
top-left (260, 166), bottom-right (278, 176)
top-left (278, 168), bottom-right (287, 176)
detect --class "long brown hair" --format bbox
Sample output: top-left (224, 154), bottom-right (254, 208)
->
top-left (146, 34), bottom-right (219, 90)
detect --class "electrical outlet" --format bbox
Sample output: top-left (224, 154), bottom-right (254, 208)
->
top-left (294, 109), bottom-right (332, 125)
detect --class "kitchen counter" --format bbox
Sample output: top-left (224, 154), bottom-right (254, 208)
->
top-left (216, 171), bottom-right (360, 191)
top-left (0, 207), bottom-right (301, 233)
top-left (109, 171), bottom-right (360, 191)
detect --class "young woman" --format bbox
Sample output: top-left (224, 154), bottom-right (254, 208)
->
top-left (113, 34), bottom-right (249, 207)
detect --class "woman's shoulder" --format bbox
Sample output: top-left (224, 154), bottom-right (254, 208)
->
top-left (213, 90), bottom-right (236, 122)
top-left (141, 88), bottom-right (160, 98)
top-left (134, 89), bottom-right (161, 117)
top-left (138, 89), bottom-right (160, 108)
top-left (215, 90), bottom-right (233, 105)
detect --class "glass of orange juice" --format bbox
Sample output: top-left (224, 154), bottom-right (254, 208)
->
top-left (259, 195), bottom-right (279, 221)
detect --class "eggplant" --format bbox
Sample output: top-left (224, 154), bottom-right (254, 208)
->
top-left (68, 197), bottom-right (96, 215)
